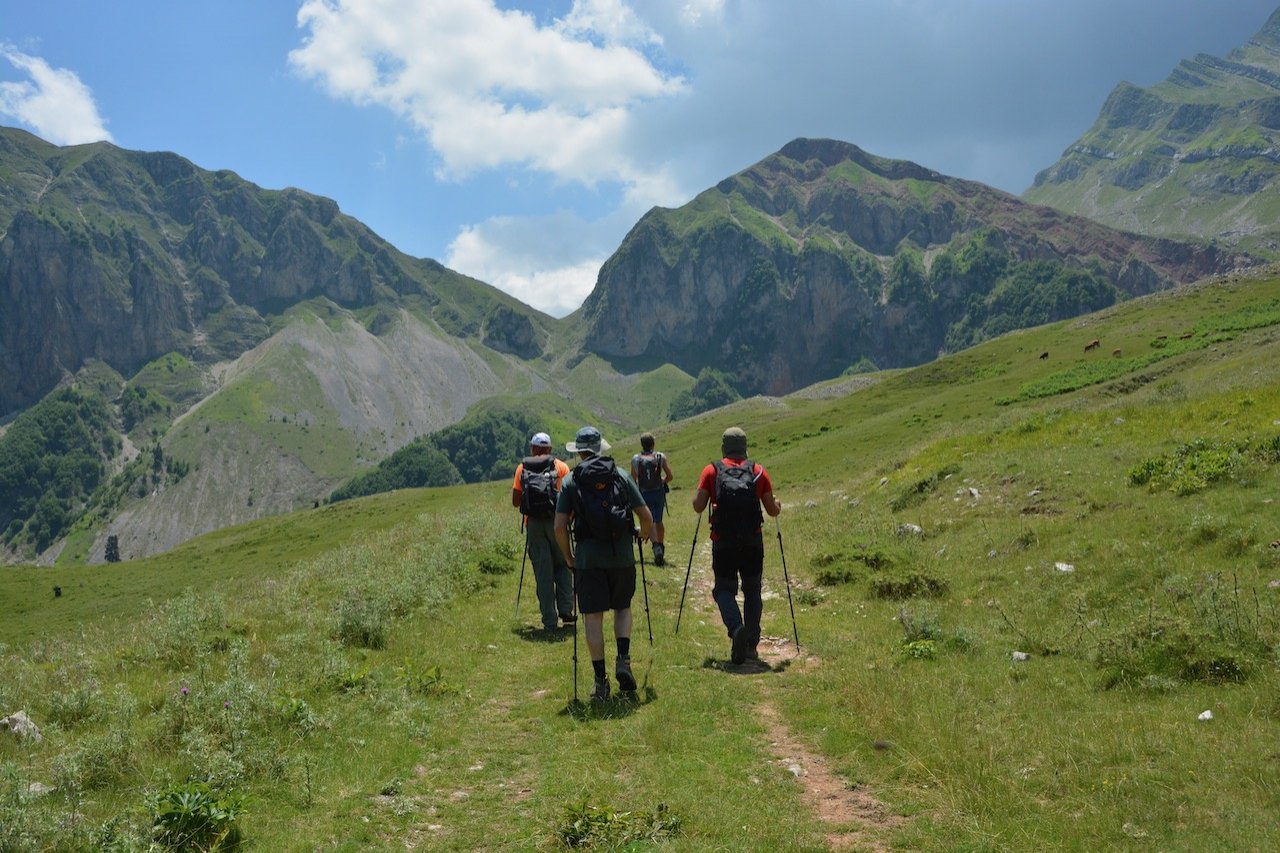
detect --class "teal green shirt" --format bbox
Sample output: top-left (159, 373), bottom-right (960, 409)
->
top-left (556, 460), bottom-right (646, 569)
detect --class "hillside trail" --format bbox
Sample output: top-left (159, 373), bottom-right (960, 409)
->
top-left (674, 536), bottom-right (904, 852)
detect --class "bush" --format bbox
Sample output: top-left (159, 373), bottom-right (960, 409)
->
top-left (1095, 618), bottom-right (1257, 689)
top-left (474, 549), bottom-right (515, 575)
top-left (146, 780), bottom-right (246, 851)
top-left (335, 589), bottom-right (390, 650)
top-left (556, 801), bottom-right (681, 848)
top-left (890, 464), bottom-right (960, 512)
top-left (871, 572), bottom-right (948, 600)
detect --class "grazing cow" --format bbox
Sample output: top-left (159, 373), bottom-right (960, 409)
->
top-left (1112, 348), bottom-right (1122, 357)
top-left (1084, 339), bottom-right (1100, 351)
top-left (1156, 335), bottom-right (1168, 340)
top-left (1039, 351), bottom-right (1049, 360)
top-left (1179, 332), bottom-right (1195, 340)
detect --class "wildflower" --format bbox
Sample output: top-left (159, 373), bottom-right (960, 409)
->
top-left (180, 686), bottom-right (189, 696)
top-left (224, 701), bottom-right (232, 708)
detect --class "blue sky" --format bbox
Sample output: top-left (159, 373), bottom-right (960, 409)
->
top-left (1, 1), bottom-right (1276, 317)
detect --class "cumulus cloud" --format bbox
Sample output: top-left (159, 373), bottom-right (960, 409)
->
top-left (0, 47), bottom-right (112, 145)
top-left (288, 0), bottom-right (685, 186)
top-left (445, 211), bottom-right (608, 318)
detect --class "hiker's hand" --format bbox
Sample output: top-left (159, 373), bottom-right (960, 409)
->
top-left (633, 526), bottom-right (648, 543)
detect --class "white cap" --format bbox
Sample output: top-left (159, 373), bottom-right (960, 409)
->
top-left (530, 432), bottom-right (552, 447)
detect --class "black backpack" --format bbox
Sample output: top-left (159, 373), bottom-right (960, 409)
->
top-left (519, 455), bottom-right (558, 520)
top-left (634, 452), bottom-right (664, 492)
top-left (571, 456), bottom-right (633, 544)
top-left (711, 459), bottom-right (763, 542)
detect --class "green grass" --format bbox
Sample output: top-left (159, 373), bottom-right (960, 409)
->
top-left (4, 270), bottom-right (1280, 849)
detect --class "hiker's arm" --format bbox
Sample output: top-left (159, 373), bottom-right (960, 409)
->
top-left (661, 456), bottom-right (673, 484)
top-left (635, 505), bottom-right (654, 542)
top-left (692, 488), bottom-right (710, 514)
top-left (554, 512), bottom-right (574, 568)
top-left (511, 488), bottom-right (521, 509)
top-left (762, 491), bottom-right (782, 517)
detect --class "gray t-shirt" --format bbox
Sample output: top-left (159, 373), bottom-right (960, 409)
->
top-left (556, 458), bottom-right (646, 569)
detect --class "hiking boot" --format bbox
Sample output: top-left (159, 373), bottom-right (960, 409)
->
top-left (746, 626), bottom-right (761, 660)
top-left (652, 543), bottom-right (665, 566)
top-left (730, 625), bottom-right (750, 665)
top-left (615, 656), bottom-right (637, 693)
top-left (591, 676), bottom-right (611, 703)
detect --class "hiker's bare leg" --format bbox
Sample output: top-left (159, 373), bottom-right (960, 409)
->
top-left (584, 611), bottom-right (606, 660)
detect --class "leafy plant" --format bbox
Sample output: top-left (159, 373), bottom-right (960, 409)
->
top-left (555, 801), bottom-right (681, 848)
top-left (146, 780), bottom-right (247, 851)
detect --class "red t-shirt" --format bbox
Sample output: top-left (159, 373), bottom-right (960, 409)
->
top-left (697, 457), bottom-right (773, 540)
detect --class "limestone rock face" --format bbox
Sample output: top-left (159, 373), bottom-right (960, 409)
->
top-left (0, 127), bottom-right (549, 418)
top-left (577, 137), bottom-right (1252, 395)
top-left (1024, 8), bottom-right (1280, 257)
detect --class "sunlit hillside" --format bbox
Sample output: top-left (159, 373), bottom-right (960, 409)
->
top-left (3, 267), bottom-right (1280, 850)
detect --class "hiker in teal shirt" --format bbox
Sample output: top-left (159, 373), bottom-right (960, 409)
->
top-left (555, 426), bottom-right (653, 702)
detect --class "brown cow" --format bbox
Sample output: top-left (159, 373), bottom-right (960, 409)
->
top-left (1039, 351), bottom-right (1049, 360)
top-left (1112, 348), bottom-right (1122, 357)
top-left (1084, 339), bottom-right (1100, 351)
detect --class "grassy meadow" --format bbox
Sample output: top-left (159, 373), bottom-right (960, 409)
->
top-left (4, 269), bottom-right (1280, 850)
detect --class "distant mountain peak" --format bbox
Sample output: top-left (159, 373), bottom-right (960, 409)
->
top-left (1023, 6), bottom-right (1280, 257)
top-left (1250, 7), bottom-right (1280, 52)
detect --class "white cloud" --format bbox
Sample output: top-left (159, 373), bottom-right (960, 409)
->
top-left (677, 0), bottom-right (725, 27)
top-left (445, 205), bottom-right (646, 317)
top-left (289, 0), bottom-right (685, 186)
top-left (0, 47), bottom-right (112, 145)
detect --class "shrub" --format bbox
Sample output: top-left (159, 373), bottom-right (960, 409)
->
top-left (1095, 618), bottom-right (1256, 689)
top-left (871, 572), bottom-right (948, 600)
top-left (890, 464), bottom-right (959, 512)
top-left (335, 589), bottom-right (390, 649)
top-left (556, 801), bottom-right (681, 848)
top-left (146, 780), bottom-right (247, 851)
top-left (474, 550), bottom-right (515, 575)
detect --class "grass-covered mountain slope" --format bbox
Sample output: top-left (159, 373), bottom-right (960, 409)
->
top-left (1025, 7), bottom-right (1280, 257)
top-left (574, 137), bottom-right (1255, 397)
top-left (0, 126), bottom-right (556, 418)
top-left (4, 266), bottom-right (1280, 849)
top-left (0, 127), bottom-right (693, 563)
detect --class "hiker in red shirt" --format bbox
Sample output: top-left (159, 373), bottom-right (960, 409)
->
top-left (691, 426), bottom-right (782, 664)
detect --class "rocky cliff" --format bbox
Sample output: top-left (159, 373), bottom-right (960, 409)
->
top-left (0, 127), bottom-right (550, 418)
top-left (575, 138), bottom-right (1253, 395)
top-left (1024, 8), bottom-right (1280, 256)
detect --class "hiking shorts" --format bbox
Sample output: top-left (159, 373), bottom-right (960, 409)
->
top-left (641, 489), bottom-right (666, 524)
top-left (576, 564), bottom-right (636, 614)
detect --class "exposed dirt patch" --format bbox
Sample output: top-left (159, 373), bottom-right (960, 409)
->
top-left (757, 703), bottom-right (903, 851)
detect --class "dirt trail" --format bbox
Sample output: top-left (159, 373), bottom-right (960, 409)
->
top-left (677, 540), bottom-right (904, 851)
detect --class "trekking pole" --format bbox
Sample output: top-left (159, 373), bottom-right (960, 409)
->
top-left (675, 513), bottom-right (701, 634)
top-left (514, 517), bottom-right (528, 619)
top-left (571, 558), bottom-right (579, 704)
top-left (774, 516), bottom-right (800, 651)
top-left (636, 529), bottom-right (654, 645)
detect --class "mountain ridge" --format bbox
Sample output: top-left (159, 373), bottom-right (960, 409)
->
top-left (1024, 7), bottom-right (1280, 254)
top-left (575, 137), bottom-right (1254, 396)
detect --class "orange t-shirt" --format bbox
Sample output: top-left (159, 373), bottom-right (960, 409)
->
top-left (512, 456), bottom-right (570, 494)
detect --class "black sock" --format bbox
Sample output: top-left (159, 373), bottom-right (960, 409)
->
top-left (592, 659), bottom-right (606, 679)
top-left (616, 637), bottom-right (631, 659)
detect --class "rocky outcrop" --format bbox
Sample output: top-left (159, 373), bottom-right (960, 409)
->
top-left (1024, 9), bottom-right (1280, 257)
top-left (0, 128), bottom-right (553, 418)
top-left (576, 138), bottom-right (1253, 395)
